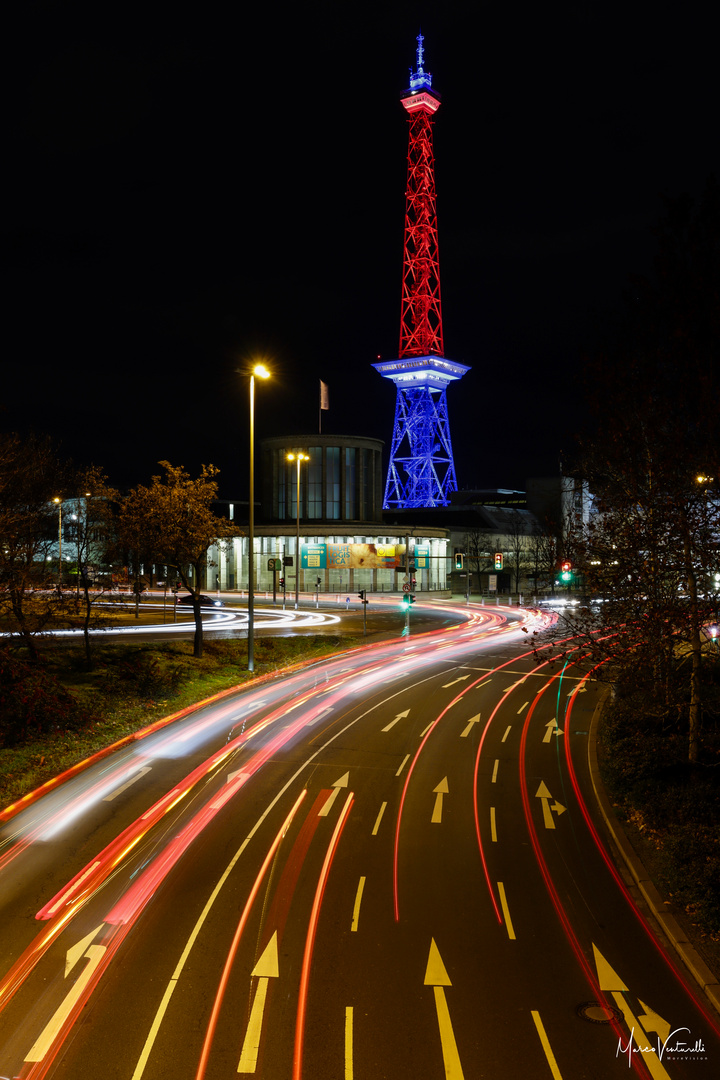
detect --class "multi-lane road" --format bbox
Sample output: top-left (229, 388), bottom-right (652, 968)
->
top-left (0, 601), bottom-right (718, 1079)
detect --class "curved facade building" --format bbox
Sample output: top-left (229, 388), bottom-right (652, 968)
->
top-left (206, 434), bottom-right (450, 596)
top-left (260, 434), bottom-right (384, 524)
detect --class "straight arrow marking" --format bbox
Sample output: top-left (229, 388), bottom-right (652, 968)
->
top-left (382, 710), bottom-right (410, 732)
top-left (238, 933), bottom-right (279, 1073)
top-left (432, 778), bottom-right (449, 823)
top-left (442, 675), bottom-right (471, 688)
top-left (424, 940), bottom-right (464, 1079)
top-left (460, 714), bottom-right (480, 738)
top-left (319, 773), bottom-right (350, 817)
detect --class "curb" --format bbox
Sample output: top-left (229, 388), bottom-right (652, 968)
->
top-left (587, 690), bottom-right (720, 1018)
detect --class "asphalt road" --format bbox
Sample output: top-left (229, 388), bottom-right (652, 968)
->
top-left (0, 602), bottom-right (718, 1079)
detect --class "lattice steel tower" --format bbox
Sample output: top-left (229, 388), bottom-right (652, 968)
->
top-left (373, 34), bottom-right (470, 510)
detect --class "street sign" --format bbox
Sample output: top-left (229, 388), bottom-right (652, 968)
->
top-left (402, 583), bottom-right (412, 592)
top-left (267, 558), bottom-right (282, 571)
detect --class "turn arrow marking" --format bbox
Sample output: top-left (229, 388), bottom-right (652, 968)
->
top-left (543, 719), bottom-right (563, 743)
top-left (26, 943), bottom-right (107, 1062)
top-left (593, 945), bottom-right (673, 1080)
top-left (65, 924), bottom-right (104, 977)
top-left (535, 782), bottom-right (566, 829)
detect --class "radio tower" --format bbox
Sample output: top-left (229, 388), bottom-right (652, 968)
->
top-left (373, 34), bottom-right (470, 510)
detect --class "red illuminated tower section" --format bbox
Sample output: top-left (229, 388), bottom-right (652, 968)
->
top-left (399, 33), bottom-right (443, 358)
top-left (373, 36), bottom-right (470, 509)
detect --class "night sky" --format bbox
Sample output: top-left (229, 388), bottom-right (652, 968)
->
top-left (4, 3), bottom-right (718, 500)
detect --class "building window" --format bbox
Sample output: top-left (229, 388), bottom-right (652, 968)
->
top-left (326, 447), bottom-right (340, 519)
top-left (345, 447), bottom-right (356, 519)
top-left (308, 447), bottom-right (322, 519)
top-left (275, 450), bottom-right (286, 521)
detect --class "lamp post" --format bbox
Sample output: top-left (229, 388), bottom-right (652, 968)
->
top-left (52, 497), bottom-right (62, 591)
top-left (287, 452), bottom-right (309, 610)
top-left (248, 364), bottom-right (270, 672)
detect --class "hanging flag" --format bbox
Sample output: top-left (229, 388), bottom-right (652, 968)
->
top-left (320, 380), bottom-right (329, 410)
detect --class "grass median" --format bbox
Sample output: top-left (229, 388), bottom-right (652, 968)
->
top-left (0, 635), bottom-right (357, 812)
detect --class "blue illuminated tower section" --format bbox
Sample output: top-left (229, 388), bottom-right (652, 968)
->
top-left (374, 35), bottom-right (470, 510)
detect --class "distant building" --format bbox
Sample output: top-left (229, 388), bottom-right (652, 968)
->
top-left (207, 434), bottom-right (451, 595)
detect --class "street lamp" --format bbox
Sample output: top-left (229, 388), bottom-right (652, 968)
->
top-left (248, 363), bottom-right (270, 672)
top-left (52, 497), bottom-right (62, 590)
top-left (287, 452), bottom-right (309, 610)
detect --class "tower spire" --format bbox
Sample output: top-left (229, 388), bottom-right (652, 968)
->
top-left (373, 37), bottom-right (470, 510)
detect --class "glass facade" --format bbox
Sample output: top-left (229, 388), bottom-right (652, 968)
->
top-left (345, 447), bottom-right (356, 519)
top-left (308, 447), bottom-right (322, 519)
top-left (326, 447), bottom-right (340, 520)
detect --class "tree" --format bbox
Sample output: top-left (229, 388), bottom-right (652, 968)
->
top-left (464, 528), bottom-right (494, 593)
top-left (0, 433), bottom-right (68, 659)
top-left (59, 465), bottom-right (120, 670)
top-left (118, 462), bottom-right (240, 658)
top-left (554, 179), bottom-right (720, 764)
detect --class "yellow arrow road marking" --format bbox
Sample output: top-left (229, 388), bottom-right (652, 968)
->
top-left (637, 999), bottom-right (672, 1043)
top-left (442, 675), bottom-right (471, 688)
top-left (535, 782), bottom-right (565, 829)
top-left (432, 777), bottom-right (449, 823)
top-left (592, 945), bottom-right (672, 1080)
top-left (424, 940), bottom-right (464, 1079)
top-left (460, 714), bottom-right (480, 737)
top-left (382, 710), bottom-right (410, 732)
top-left (319, 772), bottom-right (350, 817)
top-left (26, 944), bottom-right (106, 1062)
top-left (65, 924), bottom-right (104, 977)
top-left (238, 933), bottom-right (279, 1073)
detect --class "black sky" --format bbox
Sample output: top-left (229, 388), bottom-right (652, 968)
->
top-left (4, 2), bottom-right (718, 499)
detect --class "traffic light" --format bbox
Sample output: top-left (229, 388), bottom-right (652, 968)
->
top-left (454, 552), bottom-right (464, 570)
top-left (401, 592), bottom-right (416, 608)
top-left (494, 553), bottom-right (503, 570)
top-left (279, 577), bottom-right (285, 588)
top-left (358, 589), bottom-right (367, 601)
top-left (560, 560), bottom-right (573, 582)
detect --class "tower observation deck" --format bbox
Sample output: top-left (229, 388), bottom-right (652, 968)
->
top-left (373, 34), bottom-right (470, 510)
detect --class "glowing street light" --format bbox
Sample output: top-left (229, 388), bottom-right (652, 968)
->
top-left (248, 363), bottom-right (271, 671)
top-left (52, 497), bottom-right (62, 590)
top-left (287, 452), bottom-right (309, 610)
